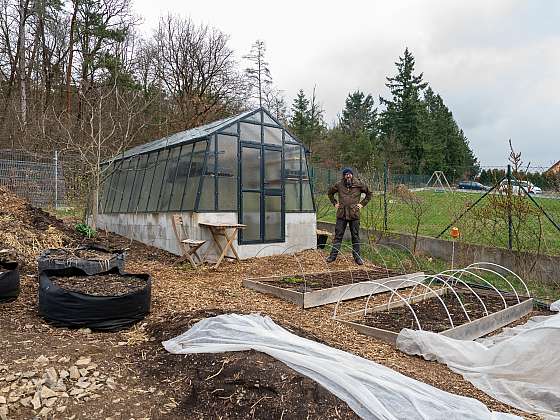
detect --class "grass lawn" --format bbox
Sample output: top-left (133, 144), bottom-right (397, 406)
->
top-left (317, 190), bottom-right (560, 255)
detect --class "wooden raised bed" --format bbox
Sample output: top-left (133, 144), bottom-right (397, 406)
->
top-left (334, 285), bottom-right (535, 344)
top-left (243, 268), bottom-right (424, 308)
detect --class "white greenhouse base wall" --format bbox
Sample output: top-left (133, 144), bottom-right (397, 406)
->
top-left (94, 212), bottom-right (317, 260)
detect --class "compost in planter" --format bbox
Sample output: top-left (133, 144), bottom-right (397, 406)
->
top-left (39, 267), bottom-right (150, 331)
top-left (37, 244), bottom-right (125, 275)
top-left (0, 260), bottom-right (20, 303)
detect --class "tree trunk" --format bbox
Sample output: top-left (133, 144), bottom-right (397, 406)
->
top-left (65, 0), bottom-right (78, 113)
top-left (18, 0), bottom-right (28, 126)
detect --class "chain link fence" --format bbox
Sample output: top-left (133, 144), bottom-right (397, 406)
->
top-left (0, 149), bottom-right (84, 208)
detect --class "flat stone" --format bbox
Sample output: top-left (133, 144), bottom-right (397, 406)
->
top-left (0, 406), bottom-right (7, 420)
top-left (38, 407), bottom-right (52, 417)
top-left (51, 378), bottom-right (66, 392)
top-left (44, 397), bottom-right (57, 407)
top-left (106, 377), bottom-right (116, 390)
top-left (69, 366), bottom-right (80, 380)
top-left (0, 387), bottom-right (9, 393)
top-left (56, 405), bottom-right (67, 413)
top-left (45, 367), bottom-right (58, 383)
top-left (0, 396), bottom-right (5, 404)
top-left (30, 392), bottom-right (41, 410)
top-left (40, 386), bottom-right (58, 399)
top-left (7, 395), bottom-right (19, 403)
top-left (79, 369), bottom-right (89, 377)
top-left (75, 357), bottom-right (91, 366)
top-left (19, 396), bottom-right (31, 407)
top-left (4, 374), bottom-right (17, 382)
top-left (59, 369), bottom-right (69, 379)
top-left (58, 357), bottom-right (70, 363)
top-left (69, 388), bottom-right (82, 396)
top-left (21, 371), bottom-right (36, 379)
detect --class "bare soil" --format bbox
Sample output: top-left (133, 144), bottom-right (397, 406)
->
top-left (364, 290), bottom-right (550, 333)
top-left (267, 267), bottom-right (401, 292)
top-left (49, 273), bottom-right (146, 296)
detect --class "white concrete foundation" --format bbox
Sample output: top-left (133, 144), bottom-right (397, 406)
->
top-left (94, 212), bottom-right (317, 260)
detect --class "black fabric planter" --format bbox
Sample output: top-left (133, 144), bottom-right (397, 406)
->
top-left (0, 261), bottom-right (20, 303)
top-left (38, 267), bottom-right (150, 331)
top-left (37, 245), bottom-right (125, 275)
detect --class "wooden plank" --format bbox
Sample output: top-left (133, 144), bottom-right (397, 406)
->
top-left (337, 319), bottom-right (398, 345)
top-left (303, 273), bottom-right (424, 308)
top-left (242, 278), bottom-right (303, 306)
top-left (441, 298), bottom-right (534, 340)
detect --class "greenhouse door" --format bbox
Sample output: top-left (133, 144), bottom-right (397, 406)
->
top-left (240, 144), bottom-right (284, 244)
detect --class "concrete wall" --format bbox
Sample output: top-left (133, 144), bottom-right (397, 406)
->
top-left (317, 221), bottom-right (560, 283)
top-left (96, 212), bottom-right (317, 260)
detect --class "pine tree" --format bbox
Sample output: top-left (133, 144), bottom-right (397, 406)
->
top-left (380, 47), bottom-right (428, 173)
top-left (243, 40), bottom-right (272, 108)
top-left (289, 89), bottom-right (310, 142)
top-left (340, 91), bottom-right (377, 139)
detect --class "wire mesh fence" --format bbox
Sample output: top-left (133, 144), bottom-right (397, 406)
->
top-left (0, 149), bottom-right (84, 209)
top-left (310, 164), bottom-right (560, 257)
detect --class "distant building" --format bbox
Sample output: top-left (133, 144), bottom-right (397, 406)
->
top-left (546, 160), bottom-right (560, 175)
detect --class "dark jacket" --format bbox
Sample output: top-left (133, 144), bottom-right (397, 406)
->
top-left (328, 177), bottom-right (372, 220)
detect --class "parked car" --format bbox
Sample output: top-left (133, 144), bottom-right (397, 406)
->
top-left (499, 180), bottom-right (542, 194)
top-left (457, 181), bottom-right (490, 191)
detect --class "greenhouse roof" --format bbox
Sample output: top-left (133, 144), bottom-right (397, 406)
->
top-left (116, 109), bottom-right (256, 161)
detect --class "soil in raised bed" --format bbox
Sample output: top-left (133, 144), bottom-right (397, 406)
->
top-left (50, 273), bottom-right (145, 296)
top-left (363, 290), bottom-right (530, 333)
top-left (45, 247), bottom-right (116, 261)
top-left (266, 267), bottom-right (402, 292)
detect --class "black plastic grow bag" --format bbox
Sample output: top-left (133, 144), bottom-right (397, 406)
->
top-left (37, 245), bottom-right (125, 275)
top-left (38, 267), bottom-right (150, 331)
top-left (0, 261), bottom-right (20, 303)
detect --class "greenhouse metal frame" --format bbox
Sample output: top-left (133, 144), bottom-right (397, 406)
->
top-left (99, 108), bottom-right (315, 245)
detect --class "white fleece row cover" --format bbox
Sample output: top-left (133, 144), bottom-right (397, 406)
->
top-left (396, 310), bottom-right (560, 419)
top-left (162, 313), bottom-right (519, 420)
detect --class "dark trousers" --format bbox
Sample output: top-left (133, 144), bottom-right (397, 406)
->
top-left (329, 218), bottom-right (361, 260)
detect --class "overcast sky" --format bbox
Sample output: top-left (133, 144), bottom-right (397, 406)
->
top-left (134, 0), bottom-right (560, 168)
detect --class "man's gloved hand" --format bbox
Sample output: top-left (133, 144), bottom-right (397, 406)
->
top-left (357, 203), bottom-right (363, 209)
top-left (335, 203), bottom-right (340, 209)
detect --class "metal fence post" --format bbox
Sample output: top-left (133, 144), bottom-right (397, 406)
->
top-left (54, 150), bottom-right (58, 209)
top-left (383, 161), bottom-right (388, 231)
top-left (507, 164), bottom-right (512, 250)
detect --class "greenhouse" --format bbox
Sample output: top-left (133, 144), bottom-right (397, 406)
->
top-left (96, 108), bottom-right (317, 260)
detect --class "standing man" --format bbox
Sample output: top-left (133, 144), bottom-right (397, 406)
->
top-left (326, 168), bottom-right (372, 265)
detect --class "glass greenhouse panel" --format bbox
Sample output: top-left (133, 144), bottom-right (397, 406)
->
top-left (217, 135), bottom-right (238, 211)
top-left (158, 146), bottom-right (182, 211)
top-left (284, 144), bottom-right (301, 180)
top-left (265, 195), bottom-right (282, 241)
top-left (105, 162), bottom-right (121, 213)
top-left (264, 149), bottom-right (282, 189)
top-left (219, 123), bottom-right (238, 135)
top-left (242, 192), bottom-right (261, 241)
top-left (263, 126), bottom-right (282, 145)
top-left (146, 149), bottom-right (169, 212)
top-left (112, 159), bottom-right (130, 213)
top-left (262, 113), bottom-right (278, 126)
top-left (302, 180), bottom-right (314, 211)
top-left (241, 147), bottom-right (261, 190)
top-left (285, 180), bottom-right (300, 211)
top-left (128, 154), bottom-right (148, 212)
top-left (240, 123), bottom-right (261, 143)
top-left (182, 141), bottom-right (207, 211)
top-left (169, 145), bottom-right (193, 211)
top-left (244, 111), bottom-right (261, 123)
top-left (137, 152), bottom-right (158, 212)
top-left (284, 132), bottom-right (298, 144)
top-left (119, 157), bottom-right (138, 212)
top-left (198, 137), bottom-right (216, 211)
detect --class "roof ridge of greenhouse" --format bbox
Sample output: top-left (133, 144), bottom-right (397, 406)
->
top-left (111, 108), bottom-right (258, 162)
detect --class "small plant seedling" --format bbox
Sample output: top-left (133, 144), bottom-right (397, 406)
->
top-left (281, 276), bottom-right (305, 284)
top-left (75, 223), bottom-right (97, 238)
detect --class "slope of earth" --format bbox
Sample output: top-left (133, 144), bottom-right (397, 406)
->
top-left (0, 189), bottom-right (537, 419)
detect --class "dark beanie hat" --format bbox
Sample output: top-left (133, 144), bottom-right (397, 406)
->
top-left (342, 167), bottom-right (353, 175)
